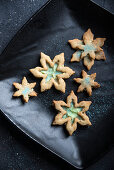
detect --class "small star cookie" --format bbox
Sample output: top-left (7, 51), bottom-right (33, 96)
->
top-left (53, 91), bottom-right (92, 135)
top-left (30, 52), bottom-right (75, 93)
top-left (13, 77), bottom-right (37, 102)
top-left (68, 28), bottom-right (106, 70)
top-left (74, 70), bottom-right (100, 96)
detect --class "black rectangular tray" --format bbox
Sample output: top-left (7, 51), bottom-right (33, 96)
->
top-left (0, 0), bottom-right (113, 168)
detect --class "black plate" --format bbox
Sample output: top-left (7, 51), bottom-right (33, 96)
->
top-left (0, 0), bottom-right (114, 169)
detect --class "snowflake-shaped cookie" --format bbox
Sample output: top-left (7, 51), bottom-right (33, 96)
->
top-left (68, 28), bottom-right (106, 70)
top-left (13, 77), bottom-right (37, 102)
top-left (74, 70), bottom-right (100, 96)
top-left (53, 91), bottom-right (92, 135)
top-left (30, 52), bottom-right (75, 93)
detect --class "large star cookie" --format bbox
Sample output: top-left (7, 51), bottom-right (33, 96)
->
top-left (53, 91), bottom-right (92, 135)
top-left (74, 70), bottom-right (100, 96)
top-left (68, 28), bottom-right (106, 70)
top-left (30, 52), bottom-right (75, 93)
top-left (13, 77), bottom-right (37, 102)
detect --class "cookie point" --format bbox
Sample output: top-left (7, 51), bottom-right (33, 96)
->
top-left (77, 89), bottom-right (80, 93)
top-left (68, 40), bottom-right (71, 43)
top-left (88, 101), bottom-right (92, 106)
top-left (59, 52), bottom-right (64, 57)
top-left (23, 76), bottom-right (26, 79)
top-left (29, 69), bottom-right (33, 73)
top-left (69, 131), bottom-right (73, 136)
top-left (34, 82), bottom-right (36, 86)
top-left (41, 52), bottom-right (46, 58)
top-left (89, 93), bottom-right (92, 96)
top-left (87, 65), bottom-right (91, 70)
top-left (62, 89), bottom-right (65, 93)
top-left (40, 52), bottom-right (43, 54)
top-left (40, 89), bottom-right (44, 92)
top-left (72, 70), bottom-right (75, 74)
top-left (70, 58), bottom-right (73, 62)
top-left (94, 73), bottom-right (96, 77)
top-left (13, 82), bottom-right (16, 86)
top-left (103, 38), bottom-right (106, 42)
top-left (13, 93), bottom-right (16, 96)
top-left (24, 97), bottom-right (28, 103)
top-left (25, 100), bottom-right (28, 103)
top-left (71, 90), bottom-right (74, 95)
top-left (52, 121), bottom-right (56, 125)
top-left (82, 69), bottom-right (85, 72)
top-left (53, 100), bottom-right (56, 104)
top-left (88, 28), bottom-right (92, 32)
top-left (34, 92), bottom-right (37, 96)
top-left (88, 121), bottom-right (92, 126)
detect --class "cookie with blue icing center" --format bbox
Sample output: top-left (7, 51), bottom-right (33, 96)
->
top-left (74, 70), bottom-right (100, 96)
top-left (13, 77), bottom-right (37, 103)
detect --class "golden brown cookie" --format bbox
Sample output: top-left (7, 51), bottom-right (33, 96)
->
top-left (74, 70), bottom-right (100, 96)
top-left (68, 28), bottom-right (106, 70)
top-left (53, 91), bottom-right (92, 135)
top-left (13, 77), bottom-right (37, 102)
top-left (30, 52), bottom-right (75, 93)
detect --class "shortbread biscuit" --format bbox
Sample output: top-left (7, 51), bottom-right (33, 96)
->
top-left (13, 77), bottom-right (37, 102)
top-left (53, 91), bottom-right (92, 135)
top-left (68, 28), bottom-right (106, 70)
top-left (74, 70), bottom-right (100, 96)
top-left (30, 52), bottom-right (75, 93)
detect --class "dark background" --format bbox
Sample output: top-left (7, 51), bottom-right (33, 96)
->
top-left (91, 0), bottom-right (114, 14)
top-left (0, 0), bottom-right (114, 169)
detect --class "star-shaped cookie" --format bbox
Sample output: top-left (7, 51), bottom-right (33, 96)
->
top-left (13, 77), bottom-right (37, 102)
top-left (68, 28), bottom-right (106, 70)
top-left (74, 70), bottom-right (100, 96)
top-left (30, 52), bottom-right (75, 93)
top-left (53, 91), bottom-right (92, 135)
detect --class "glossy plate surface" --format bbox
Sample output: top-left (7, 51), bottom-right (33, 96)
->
top-left (0, 0), bottom-right (113, 168)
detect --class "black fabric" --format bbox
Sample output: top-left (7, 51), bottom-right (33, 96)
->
top-left (0, 0), bottom-right (48, 54)
top-left (91, 0), bottom-right (114, 14)
top-left (0, 0), bottom-right (114, 169)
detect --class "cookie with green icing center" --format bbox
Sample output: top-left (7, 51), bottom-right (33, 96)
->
top-left (62, 102), bottom-right (82, 123)
top-left (53, 91), bottom-right (92, 135)
top-left (41, 63), bottom-right (62, 82)
top-left (30, 52), bottom-right (75, 93)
